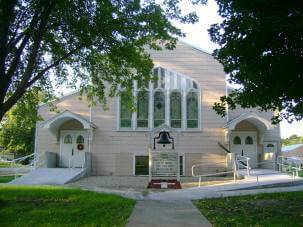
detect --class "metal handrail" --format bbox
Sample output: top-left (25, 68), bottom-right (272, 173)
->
top-left (192, 162), bottom-right (237, 187)
top-left (277, 155), bottom-right (301, 177)
top-left (235, 155), bottom-right (251, 176)
top-left (0, 153), bottom-right (35, 164)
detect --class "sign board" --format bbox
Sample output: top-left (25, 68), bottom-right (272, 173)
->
top-left (151, 152), bottom-right (178, 177)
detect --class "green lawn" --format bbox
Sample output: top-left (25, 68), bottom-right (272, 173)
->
top-left (194, 191), bottom-right (303, 226)
top-left (0, 186), bottom-right (135, 226)
top-left (0, 175), bottom-right (16, 183)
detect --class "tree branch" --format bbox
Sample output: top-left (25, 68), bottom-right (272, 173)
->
top-left (27, 46), bottom-right (82, 87)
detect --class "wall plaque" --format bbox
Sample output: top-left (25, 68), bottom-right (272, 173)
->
top-left (151, 152), bottom-right (178, 176)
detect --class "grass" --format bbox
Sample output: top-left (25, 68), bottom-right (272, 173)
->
top-left (0, 175), bottom-right (16, 183)
top-left (0, 185), bottom-right (135, 226)
top-left (0, 161), bottom-right (23, 168)
top-left (194, 191), bottom-right (303, 226)
top-left (299, 170), bottom-right (303, 177)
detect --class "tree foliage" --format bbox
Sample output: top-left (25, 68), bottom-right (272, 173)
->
top-left (0, 89), bottom-right (49, 155)
top-left (282, 134), bottom-right (303, 147)
top-left (0, 0), bottom-right (206, 121)
top-left (210, 0), bottom-right (303, 123)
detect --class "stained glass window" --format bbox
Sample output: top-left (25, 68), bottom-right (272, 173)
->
top-left (186, 92), bottom-right (198, 128)
top-left (120, 92), bottom-right (132, 128)
top-left (154, 91), bottom-right (165, 127)
top-left (137, 91), bottom-right (149, 128)
top-left (170, 92), bottom-right (182, 128)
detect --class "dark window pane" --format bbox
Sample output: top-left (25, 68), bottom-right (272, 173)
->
top-left (233, 136), bottom-right (241, 145)
top-left (135, 156), bottom-right (149, 175)
top-left (76, 135), bottom-right (84, 144)
top-left (245, 136), bottom-right (253, 144)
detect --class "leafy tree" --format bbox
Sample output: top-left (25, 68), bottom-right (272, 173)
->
top-left (0, 0), bottom-right (206, 121)
top-left (209, 0), bottom-right (303, 123)
top-left (0, 88), bottom-right (49, 155)
top-left (282, 134), bottom-right (303, 146)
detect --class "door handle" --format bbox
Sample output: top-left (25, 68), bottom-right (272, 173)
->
top-left (72, 148), bottom-right (74, 156)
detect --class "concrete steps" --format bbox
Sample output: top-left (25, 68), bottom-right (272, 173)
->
top-left (10, 168), bottom-right (85, 185)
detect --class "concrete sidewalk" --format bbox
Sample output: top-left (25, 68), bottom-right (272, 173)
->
top-left (147, 173), bottom-right (302, 201)
top-left (126, 200), bottom-right (211, 227)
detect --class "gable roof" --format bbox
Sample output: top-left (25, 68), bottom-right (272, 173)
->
top-left (42, 110), bottom-right (96, 135)
top-left (179, 40), bottom-right (213, 56)
top-left (224, 111), bottom-right (274, 131)
top-left (282, 144), bottom-right (303, 152)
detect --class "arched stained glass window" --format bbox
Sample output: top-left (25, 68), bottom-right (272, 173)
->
top-left (64, 135), bottom-right (72, 144)
top-left (120, 92), bottom-right (132, 128)
top-left (186, 92), bottom-right (198, 128)
top-left (233, 136), bottom-right (241, 145)
top-left (137, 91), bottom-right (149, 128)
top-left (119, 67), bottom-right (201, 130)
top-left (245, 136), bottom-right (254, 145)
top-left (170, 92), bottom-right (182, 128)
top-left (154, 91), bottom-right (165, 127)
top-left (76, 135), bottom-right (84, 144)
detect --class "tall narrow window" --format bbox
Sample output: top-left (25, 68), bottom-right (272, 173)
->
top-left (186, 92), bottom-right (198, 128)
top-left (154, 91), bottom-right (165, 127)
top-left (120, 92), bottom-right (132, 128)
top-left (170, 92), bottom-right (182, 128)
top-left (137, 91), bottom-right (149, 128)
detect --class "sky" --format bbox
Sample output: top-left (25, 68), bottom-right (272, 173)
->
top-left (174, 0), bottom-right (303, 139)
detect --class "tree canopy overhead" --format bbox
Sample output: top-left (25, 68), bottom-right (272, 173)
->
top-left (210, 0), bottom-right (303, 123)
top-left (0, 0), bottom-right (207, 121)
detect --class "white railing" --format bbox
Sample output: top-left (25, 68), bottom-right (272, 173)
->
top-left (277, 155), bottom-right (301, 178)
top-left (191, 154), bottom-right (252, 187)
top-left (0, 153), bottom-right (45, 179)
top-left (235, 155), bottom-right (251, 176)
top-left (192, 162), bottom-right (237, 187)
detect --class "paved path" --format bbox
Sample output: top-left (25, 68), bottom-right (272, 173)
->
top-left (147, 173), bottom-right (301, 201)
top-left (10, 168), bottom-right (85, 185)
top-left (126, 200), bottom-right (211, 227)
